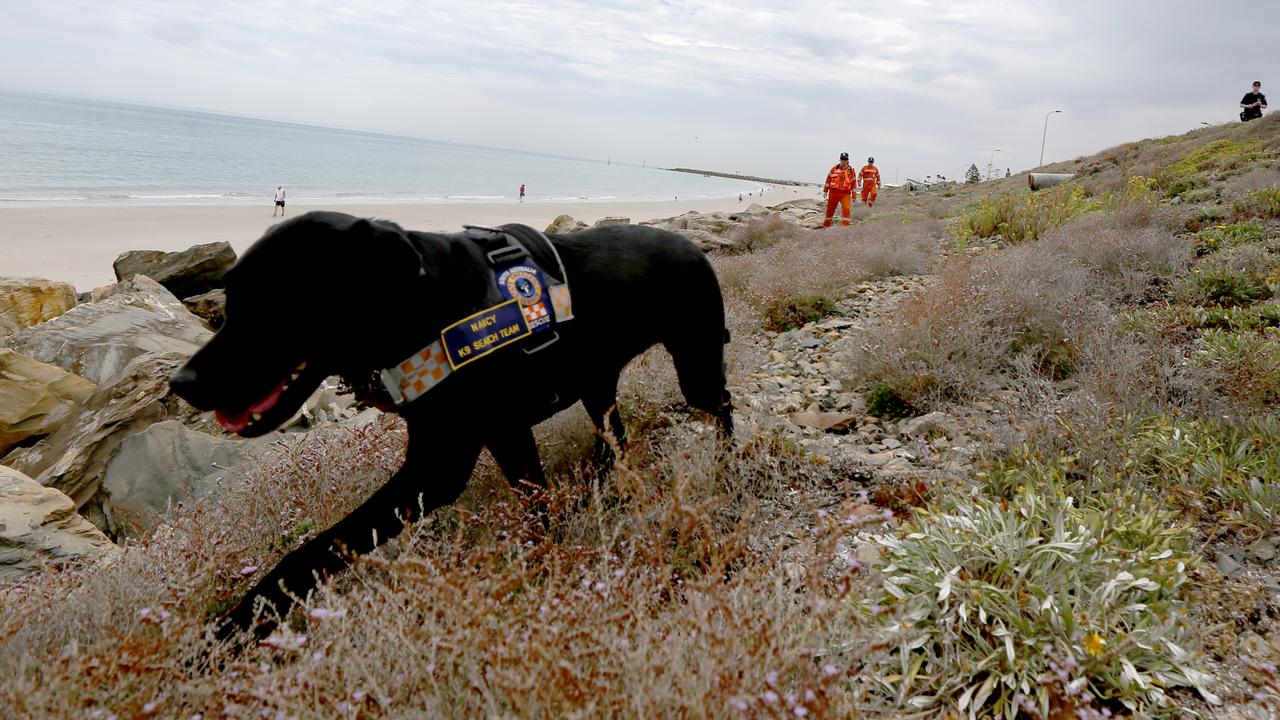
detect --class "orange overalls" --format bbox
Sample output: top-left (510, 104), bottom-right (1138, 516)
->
top-left (823, 163), bottom-right (856, 227)
top-left (859, 164), bottom-right (880, 206)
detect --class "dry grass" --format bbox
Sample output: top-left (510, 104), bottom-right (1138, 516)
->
top-left (848, 245), bottom-right (1107, 409)
top-left (0, 410), bottom-right (897, 718)
top-left (714, 217), bottom-right (936, 332)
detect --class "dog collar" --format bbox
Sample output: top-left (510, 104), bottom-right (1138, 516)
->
top-left (378, 225), bottom-right (573, 406)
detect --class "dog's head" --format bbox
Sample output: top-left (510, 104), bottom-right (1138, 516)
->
top-left (170, 211), bottom-right (441, 436)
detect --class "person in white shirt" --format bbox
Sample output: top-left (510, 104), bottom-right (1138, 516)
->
top-left (273, 185), bottom-right (287, 216)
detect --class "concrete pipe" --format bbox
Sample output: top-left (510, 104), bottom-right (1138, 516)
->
top-left (1028, 173), bottom-right (1074, 191)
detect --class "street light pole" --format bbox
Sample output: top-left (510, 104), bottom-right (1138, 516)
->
top-left (988, 148), bottom-right (1002, 180)
top-left (1040, 109), bottom-right (1062, 167)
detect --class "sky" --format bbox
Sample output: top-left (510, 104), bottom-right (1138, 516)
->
top-left (2, 1), bottom-right (1276, 183)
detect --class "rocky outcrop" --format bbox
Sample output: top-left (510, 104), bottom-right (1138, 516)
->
top-left (0, 350), bottom-right (95, 455)
top-left (0, 277), bottom-right (77, 340)
top-left (593, 216), bottom-right (630, 228)
top-left (1, 352), bottom-right (197, 532)
top-left (0, 465), bottom-right (118, 580)
top-left (181, 289), bottom-right (226, 329)
top-left (112, 241), bottom-right (236, 300)
top-left (4, 275), bottom-right (211, 387)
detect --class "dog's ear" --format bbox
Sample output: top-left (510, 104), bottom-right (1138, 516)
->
top-left (347, 218), bottom-right (426, 283)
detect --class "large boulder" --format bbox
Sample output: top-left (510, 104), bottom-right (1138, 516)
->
top-left (0, 465), bottom-right (118, 580)
top-left (1, 352), bottom-right (203, 532)
top-left (545, 214), bottom-right (588, 234)
top-left (0, 277), bottom-right (78, 340)
top-left (112, 241), bottom-right (236, 299)
top-left (181, 288), bottom-right (226, 329)
top-left (4, 275), bottom-right (211, 387)
top-left (0, 349), bottom-right (95, 455)
top-left (100, 420), bottom-right (272, 535)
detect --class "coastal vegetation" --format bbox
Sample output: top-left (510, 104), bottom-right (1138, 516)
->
top-left (4, 114), bottom-right (1280, 717)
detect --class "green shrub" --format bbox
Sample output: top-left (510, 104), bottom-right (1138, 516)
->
top-left (1191, 222), bottom-right (1264, 256)
top-left (1164, 139), bottom-right (1263, 183)
top-left (1180, 187), bottom-right (1219, 204)
top-left (1166, 173), bottom-right (1207, 199)
top-left (1195, 205), bottom-right (1226, 222)
top-left (762, 294), bottom-right (837, 332)
top-left (1232, 187), bottom-right (1280, 219)
top-left (864, 489), bottom-right (1216, 717)
top-left (955, 183), bottom-right (1102, 244)
top-left (865, 380), bottom-right (921, 419)
top-left (1166, 303), bottom-right (1280, 332)
top-left (1179, 246), bottom-right (1274, 306)
top-left (1195, 329), bottom-right (1280, 408)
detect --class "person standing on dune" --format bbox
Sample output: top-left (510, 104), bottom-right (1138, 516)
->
top-left (822, 152), bottom-right (856, 228)
top-left (273, 185), bottom-right (287, 216)
top-left (859, 157), bottom-right (881, 208)
top-left (519, 184), bottom-right (526, 202)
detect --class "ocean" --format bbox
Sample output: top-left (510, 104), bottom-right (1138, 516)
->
top-left (0, 90), bottom-right (763, 207)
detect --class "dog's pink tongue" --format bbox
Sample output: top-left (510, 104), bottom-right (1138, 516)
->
top-left (250, 383), bottom-right (284, 414)
top-left (215, 383), bottom-right (285, 434)
top-left (216, 409), bottom-right (250, 434)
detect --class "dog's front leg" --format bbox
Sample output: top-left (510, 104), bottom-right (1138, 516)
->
top-left (219, 424), bottom-right (483, 640)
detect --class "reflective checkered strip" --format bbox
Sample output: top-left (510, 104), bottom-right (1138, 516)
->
top-left (549, 284), bottom-right (573, 321)
top-left (522, 302), bottom-right (548, 323)
top-left (382, 340), bottom-right (452, 404)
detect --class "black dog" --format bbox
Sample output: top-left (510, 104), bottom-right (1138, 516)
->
top-left (169, 210), bottom-right (733, 636)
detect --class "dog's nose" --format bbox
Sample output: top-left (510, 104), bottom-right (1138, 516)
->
top-left (169, 367), bottom-right (199, 398)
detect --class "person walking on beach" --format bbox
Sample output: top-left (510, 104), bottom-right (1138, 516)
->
top-left (519, 184), bottom-right (526, 202)
top-left (273, 185), bottom-right (287, 216)
top-left (822, 152), bottom-right (856, 227)
top-left (859, 157), bottom-right (881, 208)
top-left (1241, 81), bottom-right (1267, 122)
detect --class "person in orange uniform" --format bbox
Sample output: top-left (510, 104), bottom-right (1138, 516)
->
top-left (859, 157), bottom-right (881, 207)
top-left (823, 152), bottom-right (856, 227)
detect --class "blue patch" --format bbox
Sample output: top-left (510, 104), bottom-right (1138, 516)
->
top-left (441, 299), bottom-right (531, 369)
top-left (496, 264), bottom-right (553, 332)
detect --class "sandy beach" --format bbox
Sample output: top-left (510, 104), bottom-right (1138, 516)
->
top-left (1, 190), bottom-right (807, 292)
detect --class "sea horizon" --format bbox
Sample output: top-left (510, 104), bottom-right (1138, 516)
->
top-left (0, 89), bottom-right (769, 208)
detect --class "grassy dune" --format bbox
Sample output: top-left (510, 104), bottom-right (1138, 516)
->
top-left (5, 114), bottom-right (1280, 718)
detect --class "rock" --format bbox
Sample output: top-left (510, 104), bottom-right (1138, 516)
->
top-left (1247, 537), bottom-right (1277, 563)
top-left (0, 349), bottom-right (96, 455)
top-left (545, 214), bottom-right (588, 234)
top-left (660, 212), bottom-right (700, 231)
top-left (687, 217), bottom-right (736, 235)
top-left (881, 437), bottom-right (903, 450)
top-left (99, 420), bottom-right (273, 534)
top-left (112, 241), bottom-right (236, 299)
top-left (592, 216), bottom-right (630, 228)
top-left (0, 465), bottom-right (118, 580)
top-left (4, 275), bottom-right (211, 386)
top-left (0, 277), bottom-right (78, 340)
top-left (1, 352), bottom-right (202, 532)
top-left (673, 228), bottom-right (734, 252)
top-left (899, 411), bottom-right (962, 439)
top-left (792, 411), bottom-right (859, 433)
top-left (868, 450), bottom-right (898, 466)
top-left (182, 289), bottom-right (226, 329)
top-left (1216, 552), bottom-right (1246, 578)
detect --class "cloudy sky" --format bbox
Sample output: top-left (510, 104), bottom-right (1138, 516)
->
top-left (2, 1), bottom-right (1275, 182)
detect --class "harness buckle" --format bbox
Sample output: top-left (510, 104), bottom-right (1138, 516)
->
top-left (486, 244), bottom-right (530, 266)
